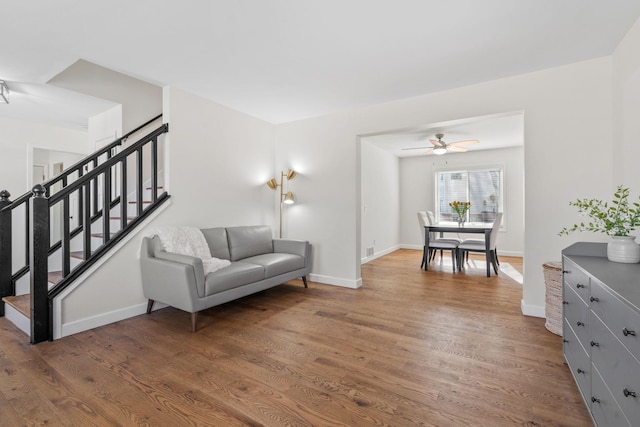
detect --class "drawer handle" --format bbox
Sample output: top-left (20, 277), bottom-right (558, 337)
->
top-left (590, 341), bottom-right (599, 347)
top-left (577, 368), bottom-right (585, 374)
top-left (562, 270), bottom-right (569, 274)
top-left (563, 339), bottom-right (569, 343)
top-left (590, 297), bottom-right (599, 302)
top-left (591, 396), bottom-right (600, 403)
top-left (576, 284), bottom-right (585, 289)
top-left (623, 328), bottom-right (637, 337)
top-left (624, 388), bottom-right (637, 398)
top-left (577, 321), bottom-right (584, 327)
top-left (562, 301), bottom-right (569, 305)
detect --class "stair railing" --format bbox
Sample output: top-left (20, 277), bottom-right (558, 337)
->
top-left (0, 116), bottom-right (169, 343)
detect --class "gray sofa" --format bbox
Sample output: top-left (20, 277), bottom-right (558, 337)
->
top-left (140, 225), bottom-right (311, 331)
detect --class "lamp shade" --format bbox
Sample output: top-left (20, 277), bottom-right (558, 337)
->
top-left (283, 191), bottom-right (295, 204)
top-left (266, 178), bottom-right (278, 190)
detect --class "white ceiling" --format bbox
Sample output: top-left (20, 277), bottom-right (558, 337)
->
top-left (1, 1), bottom-right (640, 132)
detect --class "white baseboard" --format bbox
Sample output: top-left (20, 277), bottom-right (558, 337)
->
top-left (521, 299), bottom-right (545, 318)
top-left (401, 244), bottom-right (422, 251)
top-left (60, 301), bottom-right (168, 338)
top-left (308, 273), bottom-right (362, 289)
top-left (361, 245), bottom-right (400, 264)
top-left (4, 303), bottom-right (30, 335)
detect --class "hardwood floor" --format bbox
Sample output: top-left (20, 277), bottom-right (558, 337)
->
top-left (0, 250), bottom-right (592, 426)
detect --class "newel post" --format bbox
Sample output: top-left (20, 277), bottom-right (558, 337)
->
top-left (0, 190), bottom-right (12, 316)
top-left (30, 184), bottom-right (49, 343)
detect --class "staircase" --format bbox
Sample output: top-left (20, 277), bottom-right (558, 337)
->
top-left (0, 116), bottom-right (170, 343)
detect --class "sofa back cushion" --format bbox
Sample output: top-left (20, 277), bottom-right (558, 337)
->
top-left (226, 225), bottom-right (273, 261)
top-left (201, 227), bottom-right (231, 260)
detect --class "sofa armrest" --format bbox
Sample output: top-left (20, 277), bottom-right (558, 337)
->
top-left (141, 249), bottom-right (206, 305)
top-left (273, 239), bottom-right (310, 265)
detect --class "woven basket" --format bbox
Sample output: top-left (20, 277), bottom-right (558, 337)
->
top-left (543, 261), bottom-right (563, 336)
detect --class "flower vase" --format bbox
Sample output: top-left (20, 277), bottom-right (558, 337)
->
top-left (457, 217), bottom-right (465, 228)
top-left (607, 236), bottom-right (640, 263)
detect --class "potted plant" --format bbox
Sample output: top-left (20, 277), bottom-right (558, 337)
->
top-left (559, 185), bottom-right (640, 263)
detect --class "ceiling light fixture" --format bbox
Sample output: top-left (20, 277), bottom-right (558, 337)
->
top-left (433, 146), bottom-right (447, 155)
top-left (0, 80), bottom-right (9, 104)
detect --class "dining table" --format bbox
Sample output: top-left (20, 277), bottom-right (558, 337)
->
top-left (424, 223), bottom-right (494, 275)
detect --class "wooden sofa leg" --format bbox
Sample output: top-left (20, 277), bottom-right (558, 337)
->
top-left (302, 276), bottom-right (308, 288)
top-left (146, 299), bottom-right (155, 314)
top-left (191, 312), bottom-right (198, 332)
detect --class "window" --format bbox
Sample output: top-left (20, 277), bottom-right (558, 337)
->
top-left (435, 166), bottom-right (503, 224)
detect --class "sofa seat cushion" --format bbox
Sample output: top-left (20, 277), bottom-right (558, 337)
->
top-left (239, 253), bottom-right (305, 279)
top-left (204, 262), bottom-right (265, 296)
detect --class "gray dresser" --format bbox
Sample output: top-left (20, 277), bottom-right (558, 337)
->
top-left (562, 242), bottom-right (640, 426)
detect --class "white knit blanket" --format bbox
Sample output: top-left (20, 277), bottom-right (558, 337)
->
top-left (149, 226), bottom-right (230, 275)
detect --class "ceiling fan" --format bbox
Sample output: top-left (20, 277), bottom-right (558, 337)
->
top-left (403, 133), bottom-right (479, 155)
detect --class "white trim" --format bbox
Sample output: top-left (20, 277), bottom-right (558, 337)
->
top-left (52, 200), bottom-right (171, 339)
top-left (4, 303), bottom-right (30, 335)
top-left (521, 299), bottom-right (545, 318)
top-left (308, 273), bottom-right (362, 289)
top-left (401, 244), bottom-right (423, 251)
top-left (60, 301), bottom-right (168, 338)
top-left (361, 244), bottom-right (400, 264)
top-left (434, 164), bottom-right (505, 230)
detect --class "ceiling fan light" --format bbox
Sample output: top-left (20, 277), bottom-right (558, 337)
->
top-left (0, 80), bottom-right (9, 104)
top-left (433, 146), bottom-right (447, 155)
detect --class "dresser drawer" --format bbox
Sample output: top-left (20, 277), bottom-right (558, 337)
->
top-left (592, 366), bottom-right (632, 427)
top-left (591, 314), bottom-right (640, 426)
top-left (563, 258), bottom-right (590, 304)
top-left (564, 318), bottom-right (591, 404)
top-left (564, 283), bottom-right (591, 350)
top-left (591, 280), bottom-right (640, 360)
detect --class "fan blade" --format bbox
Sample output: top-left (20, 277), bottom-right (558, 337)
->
top-left (423, 148), bottom-right (435, 155)
top-left (449, 139), bottom-right (478, 146)
top-left (401, 146), bottom-right (431, 150)
top-left (447, 145), bottom-right (468, 152)
top-left (430, 139), bottom-right (444, 147)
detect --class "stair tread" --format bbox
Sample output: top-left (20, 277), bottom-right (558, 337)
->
top-left (110, 216), bottom-right (135, 220)
top-left (128, 200), bottom-right (152, 204)
top-left (48, 271), bottom-right (62, 284)
top-left (70, 251), bottom-right (88, 260)
top-left (91, 233), bottom-right (116, 238)
top-left (2, 294), bottom-right (31, 318)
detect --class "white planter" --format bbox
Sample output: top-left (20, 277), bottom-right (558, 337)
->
top-left (607, 236), bottom-right (640, 263)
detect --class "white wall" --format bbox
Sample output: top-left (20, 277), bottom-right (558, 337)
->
top-left (88, 105), bottom-right (123, 149)
top-left (613, 17), bottom-right (640, 191)
top-left (400, 146), bottom-right (524, 256)
top-left (49, 59), bottom-right (161, 135)
top-left (360, 141), bottom-right (400, 262)
top-left (59, 87), bottom-right (276, 329)
top-left (0, 117), bottom-right (90, 197)
top-left (276, 56), bottom-right (612, 314)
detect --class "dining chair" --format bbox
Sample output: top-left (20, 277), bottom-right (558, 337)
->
top-left (457, 212), bottom-right (503, 277)
top-left (426, 211), bottom-right (462, 261)
top-left (417, 211), bottom-right (460, 271)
